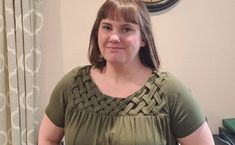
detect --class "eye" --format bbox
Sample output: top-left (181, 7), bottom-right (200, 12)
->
top-left (122, 27), bottom-right (132, 33)
top-left (102, 25), bottom-right (112, 31)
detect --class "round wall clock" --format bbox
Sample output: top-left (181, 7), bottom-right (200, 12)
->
top-left (142, 0), bottom-right (179, 12)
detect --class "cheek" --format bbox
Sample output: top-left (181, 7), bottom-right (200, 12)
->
top-left (127, 37), bottom-right (142, 49)
top-left (98, 32), bottom-right (106, 48)
top-left (97, 33), bottom-right (103, 50)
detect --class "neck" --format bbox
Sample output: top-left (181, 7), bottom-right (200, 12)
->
top-left (101, 62), bottom-right (152, 83)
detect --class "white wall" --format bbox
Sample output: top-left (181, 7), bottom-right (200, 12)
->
top-left (39, 0), bottom-right (235, 134)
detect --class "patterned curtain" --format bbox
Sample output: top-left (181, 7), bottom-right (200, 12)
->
top-left (0, 0), bottom-right (43, 145)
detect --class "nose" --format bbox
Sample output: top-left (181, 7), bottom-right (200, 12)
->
top-left (108, 31), bottom-right (120, 43)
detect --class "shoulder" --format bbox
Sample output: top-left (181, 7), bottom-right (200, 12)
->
top-left (153, 71), bottom-right (190, 96)
top-left (152, 70), bottom-right (194, 107)
top-left (53, 65), bottom-right (91, 94)
top-left (62, 65), bottom-right (91, 82)
top-left (152, 71), bottom-right (185, 90)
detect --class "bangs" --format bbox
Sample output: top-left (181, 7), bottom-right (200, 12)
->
top-left (99, 0), bottom-right (140, 24)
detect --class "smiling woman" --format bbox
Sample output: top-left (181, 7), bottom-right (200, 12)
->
top-left (141, 0), bottom-right (179, 12)
top-left (38, 0), bottom-right (215, 145)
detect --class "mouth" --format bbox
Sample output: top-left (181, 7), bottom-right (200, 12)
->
top-left (106, 46), bottom-right (124, 49)
top-left (105, 46), bottom-right (124, 53)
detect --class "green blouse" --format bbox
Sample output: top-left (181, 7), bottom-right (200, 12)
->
top-left (45, 65), bottom-right (205, 145)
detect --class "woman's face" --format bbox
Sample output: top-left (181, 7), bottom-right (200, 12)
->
top-left (97, 18), bottom-right (145, 66)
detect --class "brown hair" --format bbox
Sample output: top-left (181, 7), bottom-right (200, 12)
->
top-left (88, 0), bottom-right (160, 71)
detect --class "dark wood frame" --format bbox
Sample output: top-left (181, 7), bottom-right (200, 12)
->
top-left (142, 0), bottom-right (179, 12)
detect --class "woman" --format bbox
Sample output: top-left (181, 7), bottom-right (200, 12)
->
top-left (38, 0), bottom-right (215, 145)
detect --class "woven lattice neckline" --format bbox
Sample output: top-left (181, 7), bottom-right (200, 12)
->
top-left (70, 65), bottom-right (166, 116)
top-left (86, 65), bottom-right (157, 101)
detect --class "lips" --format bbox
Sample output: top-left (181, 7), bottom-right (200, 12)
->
top-left (106, 46), bottom-right (124, 49)
top-left (105, 46), bottom-right (124, 53)
top-left (107, 47), bottom-right (123, 49)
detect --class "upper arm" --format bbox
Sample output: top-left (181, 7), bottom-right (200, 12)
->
top-left (177, 122), bottom-right (215, 145)
top-left (161, 73), bottom-right (214, 144)
top-left (38, 114), bottom-right (64, 145)
top-left (162, 73), bottom-right (206, 137)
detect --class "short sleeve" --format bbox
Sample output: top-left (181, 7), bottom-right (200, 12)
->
top-left (45, 68), bottom-right (77, 128)
top-left (163, 73), bottom-right (206, 138)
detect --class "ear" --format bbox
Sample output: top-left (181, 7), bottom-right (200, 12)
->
top-left (141, 40), bottom-right (145, 47)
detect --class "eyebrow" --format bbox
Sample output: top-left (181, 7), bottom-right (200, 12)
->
top-left (100, 21), bottom-right (137, 28)
top-left (100, 22), bottom-right (112, 26)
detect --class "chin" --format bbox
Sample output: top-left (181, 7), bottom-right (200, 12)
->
top-left (108, 60), bottom-right (126, 66)
top-left (106, 57), bottom-right (125, 63)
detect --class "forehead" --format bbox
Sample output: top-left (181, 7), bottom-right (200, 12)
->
top-left (100, 18), bottom-right (140, 28)
top-left (100, 4), bottom-right (140, 25)
top-left (106, 12), bottom-right (135, 22)
top-left (101, 18), bottom-right (132, 24)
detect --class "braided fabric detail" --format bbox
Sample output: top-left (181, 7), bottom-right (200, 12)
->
top-left (70, 66), bottom-right (168, 116)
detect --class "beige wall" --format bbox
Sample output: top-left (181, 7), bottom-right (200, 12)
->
top-left (39, 0), bottom-right (235, 134)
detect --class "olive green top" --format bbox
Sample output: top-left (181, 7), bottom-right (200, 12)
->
top-left (46, 65), bottom-right (205, 145)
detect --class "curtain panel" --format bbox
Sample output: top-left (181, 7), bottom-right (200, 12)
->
top-left (0, 0), bottom-right (43, 145)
